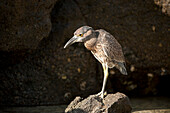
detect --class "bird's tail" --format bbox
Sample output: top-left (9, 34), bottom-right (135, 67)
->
top-left (116, 62), bottom-right (128, 75)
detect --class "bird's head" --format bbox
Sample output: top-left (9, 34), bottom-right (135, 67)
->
top-left (64, 26), bottom-right (93, 48)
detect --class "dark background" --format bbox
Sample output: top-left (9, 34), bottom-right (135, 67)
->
top-left (0, 0), bottom-right (169, 106)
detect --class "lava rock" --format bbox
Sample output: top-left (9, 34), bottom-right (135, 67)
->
top-left (154, 0), bottom-right (170, 15)
top-left (0, 0), bottom-right (57, 51)
top-left (65, 92), bottom-right (132, 113)
top-left (0, 0), bottom-right (170, 106)
top-left (0, 0), bottom-right (98, 106)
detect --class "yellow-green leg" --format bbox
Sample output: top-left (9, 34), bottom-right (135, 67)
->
top-left (97, 63), bottom-right (108, 98)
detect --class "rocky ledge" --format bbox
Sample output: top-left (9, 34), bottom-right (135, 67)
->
top-left (65, 92), bottom-right (132, 113)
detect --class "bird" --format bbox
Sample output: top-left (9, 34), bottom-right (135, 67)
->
top-left (64, 26), bottom-right (127, 98)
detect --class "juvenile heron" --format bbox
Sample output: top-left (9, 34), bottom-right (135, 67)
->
top-left (64, 26), bottom-right (127, 98)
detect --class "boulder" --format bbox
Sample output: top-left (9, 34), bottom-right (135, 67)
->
top-left (0, 0), bottom-right (98, 106)
top-left (0, 0), bottom-right (169, 106)
top-left (154, 0), bottom-right (170, 15)
top-left (0, 0), bottom-right (57, 51)
top-left (65, 92), bottom-right (132, 113)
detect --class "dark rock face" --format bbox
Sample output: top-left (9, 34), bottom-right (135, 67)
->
top-left (0, 0), bottom-right (99, 106)
top-left (65, 92), bottom-right (132, 113)
top-left (0, 0), bottom-right (169, 106)
top-left (154, 0), bottom-right (170, 15)
top-left (73, 0), bottom-right (170, 97)
top-left (0, 0), bottom-right (57, 51)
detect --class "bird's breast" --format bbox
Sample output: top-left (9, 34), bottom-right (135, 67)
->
top-left (84, 43), bottom-right (94, 51)
top-left (84, 38), bottom-right (97, 51)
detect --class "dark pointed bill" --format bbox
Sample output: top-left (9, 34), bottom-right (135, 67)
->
top-left (64, 35), bottom-right (78, 48)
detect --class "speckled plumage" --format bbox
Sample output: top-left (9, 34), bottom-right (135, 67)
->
top-left (64, 26), bottom-right (127, 98)
top-left (87, 29), bottom-right (125, 68)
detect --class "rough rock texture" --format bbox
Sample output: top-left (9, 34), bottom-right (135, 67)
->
top-left (1, 97), bottom-right (170, 113)
top-left (154, 0), bottom-right (170, 15)
top-left (0, 0), bottom-right (98, 106)
top-left (0, 0), bottom-right (170, 106)
top-left (65, 92), bottom-right (132, 113)
top-left (0, 0), bottom-right (57, 51)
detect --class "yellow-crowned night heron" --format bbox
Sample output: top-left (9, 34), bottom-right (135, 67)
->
top-left (64, 26), bottom-right (127, 98)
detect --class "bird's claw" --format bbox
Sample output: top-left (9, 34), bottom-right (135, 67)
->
top-left (96, 91), bottom-right (107, 99)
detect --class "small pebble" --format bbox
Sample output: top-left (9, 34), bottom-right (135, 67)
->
top-left (130, 65), bottom-right (135, 72)
top-left (62, 75), bottom-right (67, 80)
top-left (152, 25), bottom-right (156, 32)
top-left (67, 58), bottom-right (71, 62)
top-left (147, 73), bottom-right (154, 77)
top-left (159, 43), bottom-right (162, 47)
top-left (77, 68), bottom-right (81, 73)
top-left (80, 81), bottom-right (86, 91)
top-left (161, 68), bottom-right (166, 76)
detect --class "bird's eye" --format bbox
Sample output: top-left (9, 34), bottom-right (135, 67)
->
top-left (79, 34), bottom-right (83, 37)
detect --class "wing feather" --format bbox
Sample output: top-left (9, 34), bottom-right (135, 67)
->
top-left (98, 30), bottom-right (125, 63)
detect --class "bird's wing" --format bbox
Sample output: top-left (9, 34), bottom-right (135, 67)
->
top-left (99, 30), bottom-right (125, 63)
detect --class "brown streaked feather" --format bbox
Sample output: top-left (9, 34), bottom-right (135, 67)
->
top-left (96, 29), bottom-right (125, 63)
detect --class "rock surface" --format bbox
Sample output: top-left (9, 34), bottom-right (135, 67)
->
top-left (1, 96), bottom-right (170, 113)
top-left (154, 0), bottom-right (170, 15)
top-left (0, 0), bottom-right (169, 106)
top-left (65, 92), bottom-right (132, 113)
top-left (0, 0), bottom-right (57, 51)
top-left (0, 0), bottom-right (98, 106)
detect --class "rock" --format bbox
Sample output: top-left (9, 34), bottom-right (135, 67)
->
top-left (154, 0), bottom-right (170, 15)
top-left (65, 92), bottom-right (132, 113)
top-left (74, 0), bottom-right (170, 97)
top-left (0, 0), bottom-right (57, 51)
top-left (0, 0), bottom-right (170, 106)
top-left (0, 0), bottom-right (98, 106)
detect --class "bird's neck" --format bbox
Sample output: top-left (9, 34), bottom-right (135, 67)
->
top-left (84, 33), bottom-right (98, 51)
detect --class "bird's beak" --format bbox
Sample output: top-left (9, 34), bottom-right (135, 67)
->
top-left (64, 35), bottom-right (79, 48)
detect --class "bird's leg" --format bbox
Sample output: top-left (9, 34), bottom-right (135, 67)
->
top-left (97, 63), bottom-right (108, 98)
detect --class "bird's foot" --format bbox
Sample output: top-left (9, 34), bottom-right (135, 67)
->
top-left (96, 91), bottom-right (107, 99)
